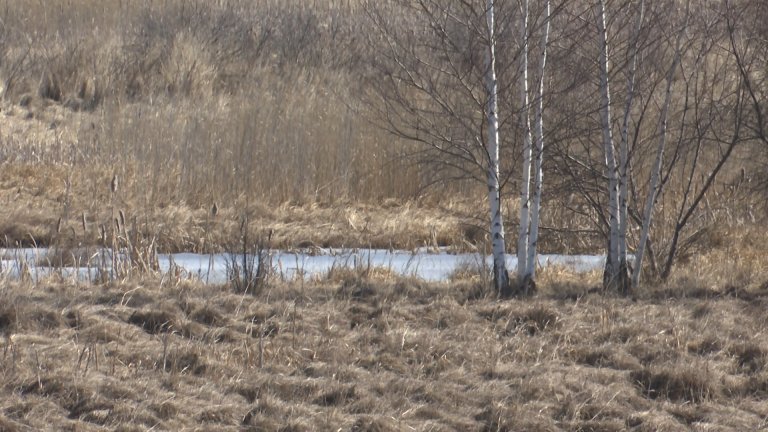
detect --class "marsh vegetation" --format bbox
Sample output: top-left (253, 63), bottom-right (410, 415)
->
top-left (0, 0), bottom-right (766, 429)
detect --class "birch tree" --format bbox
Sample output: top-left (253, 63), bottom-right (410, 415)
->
top-left (363, 0), bottom-right (517, 296)
top-left (618, 0), bottom-right (644, 290)
top-left (517, 0), bottom-right (534, 293)
top-left (543, 0), bottom-right (657, 291)
top-left (512, 0), bottom-right (557, 294)
top-left (485, 0), bottom-right (512, 295)
top-left (632, 0), bottom-right (689, 288)
top-left (595, 0), bottom-right (626, 293)
top-left (592, 0), bottom-right (651, 294)
top-left (363, 0), bottom-right (750, 292)
top-left (515, 0), bottom-right (554, 294)
top-left (525, 0), bottom-right (551, 288)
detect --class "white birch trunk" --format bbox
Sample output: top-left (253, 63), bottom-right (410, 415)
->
top-left (485, 0), bottom-right (511, 296)
top-left (526, 0), bottom-right (551, 284)
top-left (633, 0), bottom-right (688, 288)
top-left (596, 0), bottom-right (622, 292)
top-left (517, 0), bottom-right (533, 288)
top-left (618, 0), bottom-right (644, 291)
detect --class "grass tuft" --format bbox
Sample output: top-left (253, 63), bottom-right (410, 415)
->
top-left (728, 342), bottom-right (766, 374)
top-left (350, 416), bottom-right (400, 432)
top-left (630, 365), bottom-right (719, 403)
top-left (127, 309), bottom-right (177, 334)
top-left (0, 305), bottom-right (17, 334)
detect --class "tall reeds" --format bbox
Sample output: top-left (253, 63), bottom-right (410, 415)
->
top-left (0, 0), bottom-right (438, 208)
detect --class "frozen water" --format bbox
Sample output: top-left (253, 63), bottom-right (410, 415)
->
top-left (0, 247), bottom-right (607, 284)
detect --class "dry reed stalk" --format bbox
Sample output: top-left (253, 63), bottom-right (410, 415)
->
top-left (110, 176), bottom-right (118, 280)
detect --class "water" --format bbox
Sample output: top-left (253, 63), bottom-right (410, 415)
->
top-left (0, 247), bottom-right (607, 283)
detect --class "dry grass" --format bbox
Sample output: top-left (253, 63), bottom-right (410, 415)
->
top-left (0, 0), bottom-right (430, 206)
top-left (0, 160), bottom-right (483, 251)
top-left (0, 141), bottom-right (615, 253)
top-left (0, 0), bottom-right (763, 257)
top-left (0, 4), bottom-right (765, 428)
top-left (0, 0), bottom-right (468, 252)
top-left (1, 267), bottom-right (768, 431)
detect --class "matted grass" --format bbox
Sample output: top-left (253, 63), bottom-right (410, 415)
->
top-left (0, 271), bottom-right (767, 431)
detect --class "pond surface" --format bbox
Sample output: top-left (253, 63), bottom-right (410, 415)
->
top-left (0, 248), bottom-right (606, 283)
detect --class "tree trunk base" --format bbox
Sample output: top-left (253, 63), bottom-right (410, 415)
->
top-left (618, 259), bottom-right (631, 296)
top-left (518, 274), bottom-right (537, 297)
top-left (493, 267), bottom-right (539, 299)
top-left (493, 263), bottom-right (513, 298)
top-left (603, 257), bottom-right (631, 296)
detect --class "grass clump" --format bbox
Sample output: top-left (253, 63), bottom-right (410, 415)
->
top-left (728, 342), bottom-right (766, 374)
top-left (127, 309), bottom-right (177, 334)
top-left (630, 365), bottom-right (719, 403)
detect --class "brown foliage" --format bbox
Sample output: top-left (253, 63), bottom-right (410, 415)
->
top-left (0, 274), bottom-right (763, 430)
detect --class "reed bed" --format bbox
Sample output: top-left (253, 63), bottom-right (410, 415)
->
top-left (0, 0), bottom-right (763, 260)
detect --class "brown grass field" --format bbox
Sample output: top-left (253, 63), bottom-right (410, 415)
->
top-left (1, 256), bottom-right (768, 431)
top-left (0, 1), bottom-right (767, 430)
top-left (0, 228), bottom-right (766, 431)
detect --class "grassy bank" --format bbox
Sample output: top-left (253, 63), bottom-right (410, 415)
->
top-left (0, 207), bottom-right (765, 431)
top-left (0, 121), bottom-right (598, 254)
top-left (0, 268), bottom-right (767, 431)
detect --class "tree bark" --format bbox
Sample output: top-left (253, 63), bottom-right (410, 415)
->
top-left (526, 0), bottom-right (551, 293)
top-left (485, 0), bottom-right (511, 296)
top-left (596, 0), bottom-right (623, 293)
top-left (633, 0), bottom-right (688, 288)
top-left (517, 0), bottom-right (533, 292)
top-left (619, 0), bottom-right (644, 292)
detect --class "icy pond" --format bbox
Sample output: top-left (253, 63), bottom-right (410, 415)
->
top-left (0, 248), bottom-right (606, 284)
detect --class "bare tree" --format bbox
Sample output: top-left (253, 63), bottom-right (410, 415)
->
top-left (525, 0), bottom-right (551, 289)
top-left (724, 0), bottom-right (768, 146)
top-left (595, 0), bottom-right (625, 293)
top-left (633, 0), bottom-right (689, 288)
top-left (652, 0), bottom-right (755, 280)
top-left (624, 0), bottom-right (748, 283)
top-left (363, 0), bottom-right (754, 292)
top-left (554, 0), bottom-right (737, 290)
top-left (363, 0), bottom-right (520, 295)
top-left (485, 0), bottom-right (512, 294)
top-left (619, 0), bottom-right (644, 289)
top-left (517, 0), bottom-right (534, 291)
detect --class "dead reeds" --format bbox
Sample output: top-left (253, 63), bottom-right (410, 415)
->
top-left (0, 0), bottom-right (762, 261)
